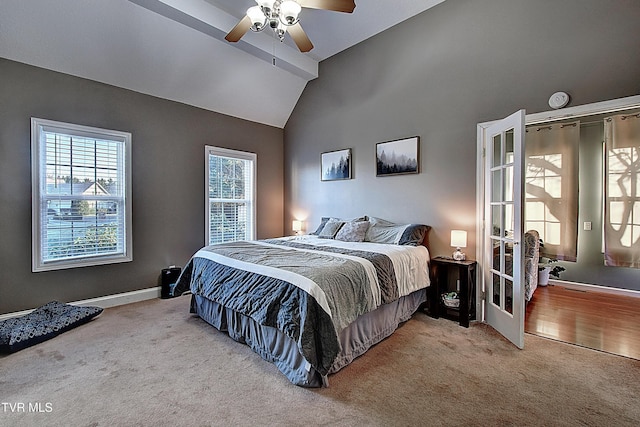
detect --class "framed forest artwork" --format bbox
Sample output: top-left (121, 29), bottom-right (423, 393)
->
top-left (321, 148), bottom-right (351, 181)
top-left (376, 136), bottom-right (420, 177)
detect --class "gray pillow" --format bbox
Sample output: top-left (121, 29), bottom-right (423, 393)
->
top-left (311, 216), bottom-right (367, 235)
top-left (311, 217), bottom-right (331, 235)
top-left (318, 219), bottom-right (345, 239)
top-left (398, 224), bottom-right (431, 246)
top-left (365, 217), bottom-right (405, 244)
top-left (365, 216), bottom-right (430, 246)
top-left (335, 221), bottom-right (370, 242)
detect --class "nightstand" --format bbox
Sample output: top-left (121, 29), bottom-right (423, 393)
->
top-left (430, 256), bottom-right (477, 327)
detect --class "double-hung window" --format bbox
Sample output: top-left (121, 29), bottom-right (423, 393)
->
top-left (205, 146), bottom-right (256, 245)
top-left (31, 118), bottom-right (132, 272)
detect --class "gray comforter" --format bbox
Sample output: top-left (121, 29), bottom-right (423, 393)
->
top-left (174, 238), bottom-right (425, 376)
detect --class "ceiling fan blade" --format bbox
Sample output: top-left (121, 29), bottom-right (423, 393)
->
top-left (225, 15), bottom-right (251, 42)
top-left (288, 23), bottom-right (314, 53)
top-left (297, 0), bottom-right (356, 13)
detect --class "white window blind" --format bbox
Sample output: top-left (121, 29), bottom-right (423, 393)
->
top-left (31, 118), bottom-right (132, 271)
top-left (206, 146), bottom-right (256, 245)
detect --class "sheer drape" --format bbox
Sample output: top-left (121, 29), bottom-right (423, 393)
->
top-left (524, 121), bottom-right (580, 261)
top-left (604, 113), bottom-right (640, 268)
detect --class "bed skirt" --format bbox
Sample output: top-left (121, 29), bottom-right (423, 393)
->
top-left (191, 287), bottom-right (427, 387)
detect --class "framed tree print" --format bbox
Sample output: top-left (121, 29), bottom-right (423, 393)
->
top-left (376, 136), bottom-right (420, 176)
top-left (321, 148), bottom-right (352, 181)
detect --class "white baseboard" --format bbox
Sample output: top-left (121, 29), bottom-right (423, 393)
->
top-left (72, 287), bottom-right (161, 308)
top-left (0, 287), bottom-right (161, 321)
top-left (549, 279), bottom-right (640, 298)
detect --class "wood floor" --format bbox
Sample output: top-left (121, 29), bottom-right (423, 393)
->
top-left (525, 284), bottom-right (640, 360)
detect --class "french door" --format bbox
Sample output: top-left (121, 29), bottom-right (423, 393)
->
top-left (482, 110), bottom-right (525, 348)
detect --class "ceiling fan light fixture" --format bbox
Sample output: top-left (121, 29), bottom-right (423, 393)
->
top-left (247, 6), bottom-right (267, 31)
top-left (256, 0), bottom-right (276, 14)
top-left (279, 1), bottom-right (302, 26)
top-left (275, 21), bottom-right (288, 41)
top-left (227, 0), bottom-right (355, 52)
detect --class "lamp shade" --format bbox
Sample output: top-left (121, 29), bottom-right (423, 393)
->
top-left (450, 230), bottom-right (467, 248)
top-left (292, 220), bottom-right (303, 233)
top-left (280, 1), bottom-right (302, 25)
top-left (247, 6), bottom-right (266, 27)
top-left (256, 0), bottom-right (276, 9)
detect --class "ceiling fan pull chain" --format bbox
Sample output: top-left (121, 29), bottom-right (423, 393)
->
top-left (272, 33), bottom-right (277, 66)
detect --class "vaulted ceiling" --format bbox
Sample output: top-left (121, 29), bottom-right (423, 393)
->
top-left (0, 0), bottom-right (445, 128)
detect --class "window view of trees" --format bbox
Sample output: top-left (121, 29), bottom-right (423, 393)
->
top-left (44, 174), bottom-right (120, 260)
top-left (209, 202), bottom-right (248, 244)
top-left (47, 222), bottom-right (118, 259)
top-left (207, 150), bottom-right (254, 244)
top-left (32, 118), bottom-right (130, 271)
top-left (45, 190), bottom-right (120, 260)
top-left (41, 134), bottom-right (124, 263)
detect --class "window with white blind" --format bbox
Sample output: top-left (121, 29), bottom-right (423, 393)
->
top-left (205, 146), bottom-right (256, 245)
top-left (31, 118), bottom-right (132, 272)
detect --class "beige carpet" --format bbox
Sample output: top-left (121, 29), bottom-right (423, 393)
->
top-left (2, 296), bottom-right (639, 426)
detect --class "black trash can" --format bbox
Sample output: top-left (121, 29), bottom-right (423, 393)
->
top-left (161, 266), bottom-right (181, 299)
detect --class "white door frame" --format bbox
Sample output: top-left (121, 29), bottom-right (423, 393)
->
top-left (475, 95), bottom-right (640, 323)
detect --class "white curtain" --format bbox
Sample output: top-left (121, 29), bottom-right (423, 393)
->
top-left (524, 121), bottom-right (580, 262)
top-left (604, 113), bottom-right (640, 268)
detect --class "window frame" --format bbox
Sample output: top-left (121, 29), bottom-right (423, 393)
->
top-left (205, 145), bottom-right (257, 245)
top-left (31, 117), bottom-right (133, 272)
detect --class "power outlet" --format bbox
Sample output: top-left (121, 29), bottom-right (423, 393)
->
top-left (584, 221), bottom-right (592, 231)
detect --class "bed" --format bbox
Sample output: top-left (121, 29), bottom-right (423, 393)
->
top-left (173, 217), bottom-right (431, 387)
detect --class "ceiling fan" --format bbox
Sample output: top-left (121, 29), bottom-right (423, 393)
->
top-left (225, 0), bottom-right (356, 53)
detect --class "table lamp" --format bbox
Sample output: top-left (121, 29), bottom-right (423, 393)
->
top-left (451, 230), bottom-right (467, 261)
top-left (292, 220), bottom-right (303, 235)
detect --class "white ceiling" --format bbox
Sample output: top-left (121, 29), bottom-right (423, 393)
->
top-left (0, 0), bottom-right (445, 128)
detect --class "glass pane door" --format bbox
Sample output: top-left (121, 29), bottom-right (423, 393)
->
top-left (484, 110), bottom-right (525, 349)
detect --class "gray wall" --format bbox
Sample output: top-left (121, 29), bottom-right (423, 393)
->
top-left (284, 0), bottom-right (640, 290)
top-left (0, 58), bottom-right (284, 314)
